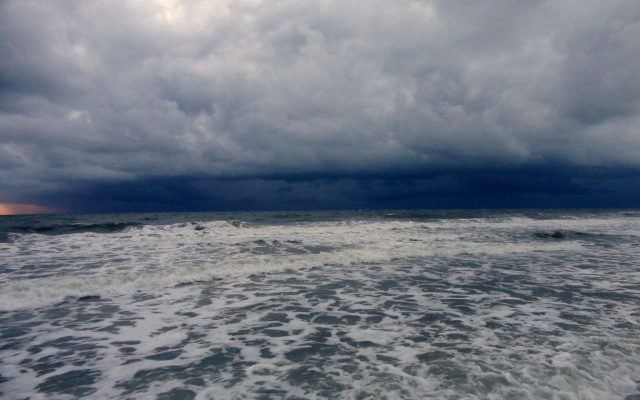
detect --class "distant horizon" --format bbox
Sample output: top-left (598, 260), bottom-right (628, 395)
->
top-left (2, 204), bottom-right (639, 217)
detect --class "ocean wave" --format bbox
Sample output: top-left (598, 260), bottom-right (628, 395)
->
top-left (6, 222), bottom-right (141, 236)
top-left (3, 212), bottom-right (639, 311)
top-left (532, 230), bottom-right (593, 239)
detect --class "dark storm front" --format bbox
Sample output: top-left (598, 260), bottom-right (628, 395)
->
top-left (0, 210), bottom-right (639, 399)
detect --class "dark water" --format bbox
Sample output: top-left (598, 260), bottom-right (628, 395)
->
top-left (1, 209), bottom-right (639, 399)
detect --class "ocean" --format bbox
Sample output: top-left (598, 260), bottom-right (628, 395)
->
top-left (0, 209), bottom-right (639, 399)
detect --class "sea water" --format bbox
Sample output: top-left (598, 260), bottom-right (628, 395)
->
top-left (0, 209), bottom-right (639, 399)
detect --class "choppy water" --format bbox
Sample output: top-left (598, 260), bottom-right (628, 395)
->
top-left (0, 209), bottom-right (639, 399)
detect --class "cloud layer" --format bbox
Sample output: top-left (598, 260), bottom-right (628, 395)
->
top-left (1, 0), bottom-right (639, 210)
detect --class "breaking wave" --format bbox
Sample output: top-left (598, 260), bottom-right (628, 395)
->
top-left (6, 221), bottom-right (141, 236)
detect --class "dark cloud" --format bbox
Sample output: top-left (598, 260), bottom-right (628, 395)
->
top-left (1, 0), bottom-right (639, 211)
top-left (40, 167), bottom-right (639, 214)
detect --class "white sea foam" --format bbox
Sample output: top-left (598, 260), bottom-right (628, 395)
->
top-left (1, 212), bottom-right (639, 399)
top-left (0, 218), bottom-right (589, 311)
top-left (2, 256), bottom-right (639, 399)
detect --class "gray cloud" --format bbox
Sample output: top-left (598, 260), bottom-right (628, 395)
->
top-left (1, 0), bottom-right (639, 208)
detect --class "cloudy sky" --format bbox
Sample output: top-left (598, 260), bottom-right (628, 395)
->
top-left (1, 0), bottom-right (639, 213)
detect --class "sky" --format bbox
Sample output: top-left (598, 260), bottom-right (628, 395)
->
top-left (1, 0), bottom-right (639, 214)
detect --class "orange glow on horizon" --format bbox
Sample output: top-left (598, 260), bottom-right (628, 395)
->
top-left (0, 203), bottom-right (61, 215)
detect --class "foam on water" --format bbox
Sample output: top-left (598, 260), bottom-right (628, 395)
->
top-left (0, 211), bottom-right (639, 399)
top-left (0, 218), bottom-right (584, 311)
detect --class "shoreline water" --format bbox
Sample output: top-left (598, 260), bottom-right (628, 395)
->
top-left (1, 209), bottom-right (639, 399)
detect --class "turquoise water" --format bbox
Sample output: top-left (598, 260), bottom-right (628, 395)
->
top-left (1, 210), bottom-right (639, 399)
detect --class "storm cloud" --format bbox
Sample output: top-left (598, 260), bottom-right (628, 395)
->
top-left (1, 0), bottom-right (639, 211)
